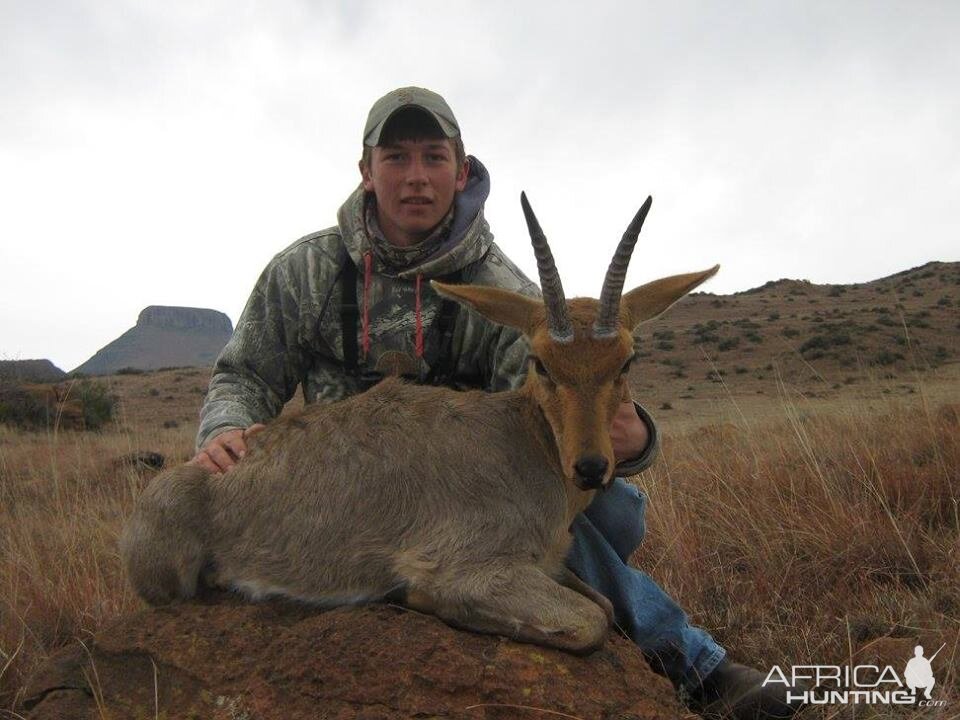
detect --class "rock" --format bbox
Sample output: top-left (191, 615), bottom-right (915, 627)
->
top-left (113, 451), bottom-right (166, 471)
top-left (71, 306), bottom-right (233, 376)
top-left (21, 596), bottom-right (684, 719)
top-left (136, 306), bottom-right (232, 333)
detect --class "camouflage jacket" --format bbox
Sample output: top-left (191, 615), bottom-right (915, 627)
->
top-left (197, 156), bottom-right (658, 475)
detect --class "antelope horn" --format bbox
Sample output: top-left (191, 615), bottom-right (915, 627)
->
top-left (521, 192), bottom-right (574, 343)
top-left (593, 196), bottom-right (653, 338)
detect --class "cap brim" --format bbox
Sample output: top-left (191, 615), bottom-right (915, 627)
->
top-left (363, 105), bottom-right (460, 147)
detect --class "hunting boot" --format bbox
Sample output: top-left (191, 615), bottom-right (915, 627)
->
top-left (682, 659), bottom-right (807, 719)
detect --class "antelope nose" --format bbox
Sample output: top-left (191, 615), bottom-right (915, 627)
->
top-left (574, 455), bottom-right (609, 489)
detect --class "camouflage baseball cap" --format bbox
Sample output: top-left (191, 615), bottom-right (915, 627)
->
top-left (363, 87), bottom-right (460, 147)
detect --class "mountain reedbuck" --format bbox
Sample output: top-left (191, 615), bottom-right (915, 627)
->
top-left (121, 193), bottom-right (717, 653)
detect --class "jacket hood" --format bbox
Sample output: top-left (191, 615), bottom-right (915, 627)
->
top-left (337, 155), bottom-right (494, 280)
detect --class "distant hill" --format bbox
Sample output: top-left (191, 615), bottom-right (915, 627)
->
top-left (629, 260), bottom-right (960, 402)
top-left (0, 359), bottom-right (67, 383)
top-left (71, 306), bottom-right (233, 376)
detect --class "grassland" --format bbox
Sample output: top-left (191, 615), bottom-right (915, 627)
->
top-left (1, 361), bottom-right (956, 718)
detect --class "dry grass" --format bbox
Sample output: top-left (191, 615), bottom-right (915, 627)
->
top-left (636, 385), bottom-right (959, 718)
top-left (0, 418), bottom-right (197, 709)
top-left (0, 372), bottom-right (957, 717)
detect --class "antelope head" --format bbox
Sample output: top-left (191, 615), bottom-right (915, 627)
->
top-left (433, 193), bottom-right (718, 491)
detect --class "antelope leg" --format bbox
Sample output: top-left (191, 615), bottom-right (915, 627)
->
top-left (426, 564), bottom-right (609, 654)
top-left (557, 567), bottom-right (615, 626)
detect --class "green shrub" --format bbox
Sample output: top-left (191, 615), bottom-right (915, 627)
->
top-left (875, 350), bottom-right (904, 366)
top-left (0, 380), bottom-right (115, 431)
top-left (801, 330), bottom-right (851, 356)
top-left (0, 381), bottom-right (50, 428)
top-left (800, 335), bottom-right (829, 353)
top-left (76, 381), bottom-right (115, 430)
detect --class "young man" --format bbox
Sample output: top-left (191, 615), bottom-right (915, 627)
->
top-left (192, 87), bottom-right (802, 720)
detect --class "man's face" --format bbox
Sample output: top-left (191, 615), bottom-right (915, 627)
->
top-left (360, 138), bottom-right (469, 248)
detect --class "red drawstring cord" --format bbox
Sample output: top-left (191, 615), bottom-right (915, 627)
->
top-left (362, 251), bottom-right (372, 359)
top-left (414, 273), bottom-right (424, 359)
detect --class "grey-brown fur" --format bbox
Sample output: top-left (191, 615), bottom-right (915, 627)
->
top-left (121, 378), bottom-right (613, 652)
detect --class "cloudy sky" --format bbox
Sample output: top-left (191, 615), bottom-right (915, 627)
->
top-left (2, 1), bottom-right (957, 372)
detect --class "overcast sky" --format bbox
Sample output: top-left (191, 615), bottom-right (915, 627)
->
top-left (2, 1), bottom-right (958, 372)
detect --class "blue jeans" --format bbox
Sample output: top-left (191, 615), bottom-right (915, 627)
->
top-left (566, 478), bottom-right (726, 692)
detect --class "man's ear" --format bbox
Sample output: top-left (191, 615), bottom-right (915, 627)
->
top-left (360, 157), bottom-right (374, 192)
top-left (455, 156), bottom-right (470, 192)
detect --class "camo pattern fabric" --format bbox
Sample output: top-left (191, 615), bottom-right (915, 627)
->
top-left (197, 157), bottom-right (540, 450)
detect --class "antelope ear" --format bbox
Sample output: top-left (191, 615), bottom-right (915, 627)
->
top-left (432, 281), bottom-right (540, 334)
top-left (622, 265), bottom-right (720, 329)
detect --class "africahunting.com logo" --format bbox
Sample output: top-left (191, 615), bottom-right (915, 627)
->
top-left (763, 643), bottom-right (948, 708)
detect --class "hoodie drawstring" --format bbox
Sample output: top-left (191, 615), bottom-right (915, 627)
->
top-left (414, 273), bottom-right (424, 359)
top-left (361, 251), bottom-right (372, 359)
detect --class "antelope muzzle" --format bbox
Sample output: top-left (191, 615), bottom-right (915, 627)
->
top-left (573, 454), bottom-right (610, 491)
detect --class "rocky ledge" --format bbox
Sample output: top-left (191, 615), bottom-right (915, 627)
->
top-left (21, 595), bottom-right (683, 719)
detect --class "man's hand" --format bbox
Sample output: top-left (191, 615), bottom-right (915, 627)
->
top-left (610, 399), bottom-right (649, 463)
top-left (190, 424), bottom-right (266, 474)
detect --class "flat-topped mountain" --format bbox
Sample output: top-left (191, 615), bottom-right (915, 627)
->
top-left (135, 305), bottom-right (232, 332)
top-left (71, 306), bottom-right (233, 376)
